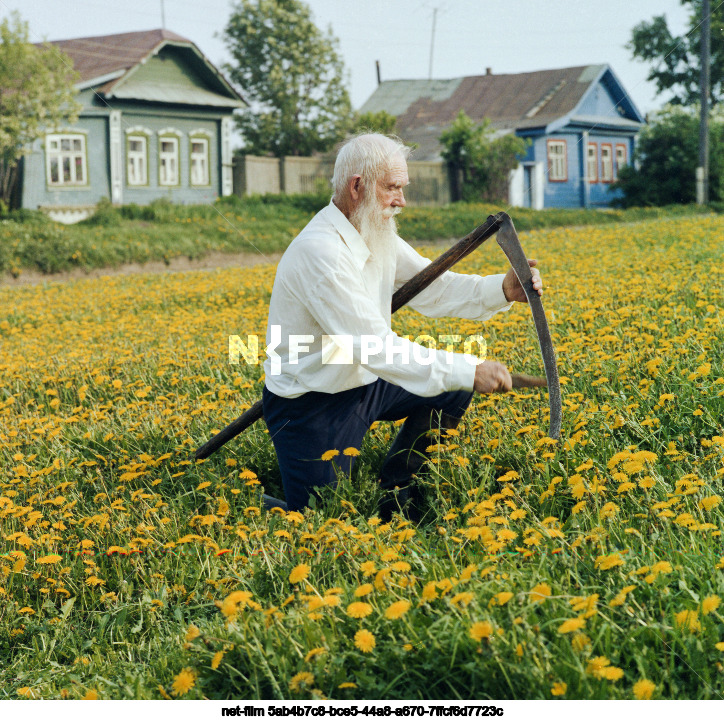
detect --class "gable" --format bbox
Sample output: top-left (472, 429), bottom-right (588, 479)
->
top-left (104, 45), bottom-right (242, 108)
top-left (576, 71), bottom-right (642, 123)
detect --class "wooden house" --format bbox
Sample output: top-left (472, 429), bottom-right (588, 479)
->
top-left (20, 29), bottom-right (244, 222)
top-left (359, 64), bottom-right (645, 209)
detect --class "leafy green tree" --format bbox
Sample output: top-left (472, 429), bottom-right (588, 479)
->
top-left (629, 0), bottom-right (724, 106)
top-left (611, 105), bottom-right (724, 206)
top-left (350, 110), bottom-right (398, 135)
top-left (0, 12), bottom-right (80, 209)
top-left (223, 0), bottom-right (352, 157)
top-left (439, 111), bottom-right (528, 202)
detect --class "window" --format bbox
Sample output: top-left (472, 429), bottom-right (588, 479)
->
top-left (547, 140), bottom-right (567, 182)
top-left (159, 136), bottom-right (179, 186)
top-left (127, 135), bottom-right (148, 186)
top-left (190, 137), bottom-right (209, 186)
top-left (601, 143), bottom-right (613, 182)
top-left (615, 144), bottom-right (628, 177)
top-left (46, 134), bottom-right (87, 186)
top-left (587, 143), bottom-right (598, 183)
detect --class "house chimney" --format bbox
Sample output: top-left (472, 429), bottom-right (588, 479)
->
top-left (486, 67), bottom-right (492, 75)
top-left (376, 60), bottom-right (381, 85)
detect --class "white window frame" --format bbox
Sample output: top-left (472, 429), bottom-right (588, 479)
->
top-left (587, 143), bottom-right (598, 183)
top-left (600, 143), bottom-right (613, 183)
top-left (190, 136), bottom-right (210, 186)
top-left (546, 139), bottom-right (567, 182)
top-left (159, 132), bottom-right (181, 187)
top-left (615, 144), bottom-right (628, 178)
top-left (127, 134), bottom-right (148, 186)
top-left (46, 133), bottom-right (88, 187)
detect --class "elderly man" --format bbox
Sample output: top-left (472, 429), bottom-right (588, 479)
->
top-left (262, 133), bottom-right (542, 518)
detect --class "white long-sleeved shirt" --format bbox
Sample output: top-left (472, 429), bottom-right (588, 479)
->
top-left (263, 201), bottom-right (512, 398)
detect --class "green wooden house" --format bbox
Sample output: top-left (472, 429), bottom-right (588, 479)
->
top-left (20, 29), bottom-right (244, 222)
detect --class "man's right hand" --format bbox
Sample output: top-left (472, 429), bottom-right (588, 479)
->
top-left (473, 361), bottom-right (512, 394)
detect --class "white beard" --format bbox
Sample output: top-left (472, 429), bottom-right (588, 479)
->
top-left (350, 194), bottom-right (400, 266)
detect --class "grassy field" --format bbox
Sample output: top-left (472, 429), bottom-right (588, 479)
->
top-left (0, 195), bottom-right (716, 277)
top-left (0, 215), bottom-right (723, 700)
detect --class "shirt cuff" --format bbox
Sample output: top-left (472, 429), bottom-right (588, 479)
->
top-left (448, 352), bottom-right (479, 392)
top-left (480, 273), bottom-right (514, 317)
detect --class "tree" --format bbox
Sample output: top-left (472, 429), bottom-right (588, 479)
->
top-left (223, 0), bottom-right (352, 157)
top-left (350, 110), bottom-right (398, 136)
top-left (439, 111), bottom-right (528, 203)
top-left (611, 105), bottom-right (724, 206)
top-left (0, 12), bottom-right (80, 210)
top-left (629, 0), bottom-right (724, 106)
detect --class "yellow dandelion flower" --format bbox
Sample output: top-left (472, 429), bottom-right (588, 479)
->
top-left (289, 671), bottom-right (314, 692)
top-left (343, 447), bottom-right (360, 457)
top-left (384, 600), bottom-right (411, 620)
top-left (633, 679), bottom-right (656, 699)
top-left (571, 633), bottom-right (591, 651)
top-left (390, 561), bottom-right (411, 572)
top-left (451, 591), bottom-right (475, 606)
top-left (347, 602), bottom-right (373, 619)
top-left (185, 624), bottom-right (201, 642)
top-left (595, 553), bottom-right (624, 570)
top-left (360, 561), bottom-right (376, 576)
top-left (18, 607), bottom-right (35, 615)
top-left (338, 682), bottom-right (357, 689)
top-left (491, 592), bottom-right (514, 606)
top-left (321, 449), bottom-right (339, 461)
top-left (529, 582), bottom-right (552, 603)
top-left (171, 668), bottom-right (196, 696)
top-left (599, 666), bottom-right (624, 681)
top-left (558, 617), bottom-right (586, 634)
top-left (355, 583), bottom-right (374, 597)
top-left (422, 582), bottom-right (438, 602)
top-left (354, 629), bottom-right (375, 653)
top-left (211, 651), bottom-right (224, 670)
top-left (700, 495), bottom-right (722, 512)
top-left (586, 656), bottom-right (611, 677)
top-left (304, 647), bottom-right (326, 663)
top-left (469, 621), bottom-right (494, 641)
top-left (675, 610), bottom-right (701, 633)
top-left (36, 554), bottom-right (62, 565)
top-left (702, 595), bottom-right (720, 615)
top-left (196, 481), bottom-right (212, 491)
top-left (551, 682), bottom-right (567, 696)
top-left (715, 642), bottom-right (724, 652)
top-left (289, 564), bottom-right (310, 584)
top-left (82, 689), bottom-right (99, 700)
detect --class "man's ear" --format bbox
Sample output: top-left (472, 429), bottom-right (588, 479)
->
top-left (348, 174), bottom-right (362, 201)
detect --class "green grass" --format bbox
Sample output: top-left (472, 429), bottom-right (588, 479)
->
top-left (0, 195), bottom-right (716, 277)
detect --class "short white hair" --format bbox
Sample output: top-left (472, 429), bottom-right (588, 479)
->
top-left (332, 133), bottom-right (410, 202)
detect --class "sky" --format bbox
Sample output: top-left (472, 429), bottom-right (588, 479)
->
top-left (3, 0), bottom-right (696, 117)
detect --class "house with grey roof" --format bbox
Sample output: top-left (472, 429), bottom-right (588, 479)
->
top-left (360, 64), bottom-right (645, 208)
top-left (20, 29), bottom-right (244, 222)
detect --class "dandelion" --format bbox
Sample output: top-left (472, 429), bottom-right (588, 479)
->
top-left (529, 583), bottom-right (552, 603)
top-left (289, 564), bottom-right (310, 584)
top-left (342, 447), bottom-right (360, 457)
top-left (490, 592), bottom-right (514, 606)
top-left (422, 582), bottom-right (438, 602)
top-left (571, 633), bottom-right (591, 651)
top-left (384, 600), bottom-right (411, 620)
top-left (469, 621), bottom-right (494, 641)
top-left (347, 602), bottom-right (373, 619)
top-left (354, 629), bottom-right (375, 653)
top-left (304, 648), bottom-right (326, 662)
top-left (558, 617), bottom-right (586, 634)
top-left (185, 624), bottom-right (201, 641)
top-left (211, 651), bottom-right (224, 670)
top-left (338, 682), bottom-right (357, 689)
top-left (289, 671), bottom-right (314, 692)
top-left (36, 554), bottom-right (62, 565)
top-left (595, 553), bottom-right (624, 570)
top-left (321, 449), bottom-right (339, 461)
top-left (715, 642), bottom-right (724, 652)
top-left (451, 591), bottom-right (475, 606)
top-left (355, 583), bottom-right (373, 597)
top-left (702, 595), bottom-right (720, 615)
top-left (633, 679), bottom-right (655, 700)
top-left (551, 682), bottom-right (567, 696)
top-left (674, 610), bottom-right (701, 633)
top-left (82, 689), bottom-right (99, 700)
top-left (171, 668), bottom-right (196, 696)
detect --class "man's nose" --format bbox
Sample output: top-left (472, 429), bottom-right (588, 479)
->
top-left (392, 191), bottom-right (406, 207)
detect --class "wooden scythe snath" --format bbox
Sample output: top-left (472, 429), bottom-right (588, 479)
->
top-left (194, 212), bottom-right (561, 460)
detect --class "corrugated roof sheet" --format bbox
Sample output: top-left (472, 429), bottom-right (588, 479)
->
top-left (360, 65), bottom-right (624, 160)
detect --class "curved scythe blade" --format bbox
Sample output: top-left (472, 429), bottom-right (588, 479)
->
top-left (496, 214), bottom-right (562, 439)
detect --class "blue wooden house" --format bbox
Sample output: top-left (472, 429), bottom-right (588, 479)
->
top-left (359, 65), bottom-right (645, 209)
top-left (20, 29), bottom-right (244, 222)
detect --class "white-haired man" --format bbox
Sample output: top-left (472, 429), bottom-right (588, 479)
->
top-left (262, 133), bottom-right (542, 518)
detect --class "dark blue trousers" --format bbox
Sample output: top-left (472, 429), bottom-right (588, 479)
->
top-left (262, 379), bottom-right (472, 511)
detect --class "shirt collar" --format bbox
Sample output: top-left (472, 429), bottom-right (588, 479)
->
top-left (323, 200), bottom-right (371, 271)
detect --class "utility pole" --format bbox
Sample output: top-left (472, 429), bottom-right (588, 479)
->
top-left (161, 0), bottom-right (166, 30)
top-left (428, 7), bottom-right (437, 79)
top-left (697, 0), bottom-right (710, 204)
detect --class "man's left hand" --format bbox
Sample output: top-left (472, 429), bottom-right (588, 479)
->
top-left (502, 259), bottom-right (543, 303)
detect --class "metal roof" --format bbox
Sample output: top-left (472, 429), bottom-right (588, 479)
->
top-left (42, 29), bottom-right (244, 107)
top-left (360, 65), bottom-right (643, 160)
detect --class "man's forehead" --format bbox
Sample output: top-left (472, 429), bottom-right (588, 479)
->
top-left (380, 154), bottom-right (409, 184)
